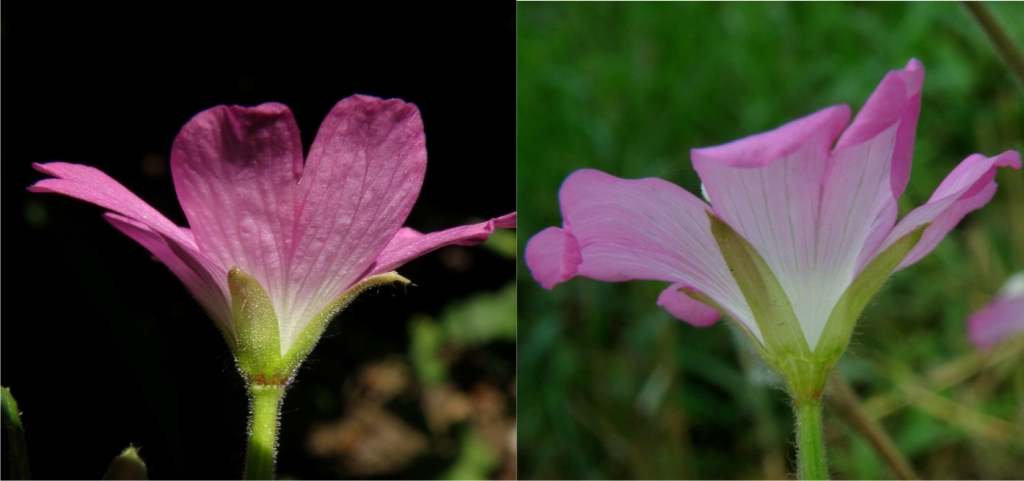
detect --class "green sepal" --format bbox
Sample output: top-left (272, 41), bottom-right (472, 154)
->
top-left (2, 386), bottom-right (31, 480)
top-left (279, 271), bottom-right (411, 376)
top-left (102, 445), bottom-right (148, 480)
top-left (707, 212), bottom-right (810, 362)
top-left (813, 224), bottom-right (927, 373)
top-left (229, 267), bottom-right (283, 379)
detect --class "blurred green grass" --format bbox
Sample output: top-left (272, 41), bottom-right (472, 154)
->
top-left (517, 3), bottom-right (1024, 479)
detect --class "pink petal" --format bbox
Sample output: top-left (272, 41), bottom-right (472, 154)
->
top-left (286, 95), bottom-right (427, 345)
top-left (29, 162), bottom-right (188, 244)
top-left (524, 226), bottom-right (581, 290)
top-left (821, 118), bottom-right (902, 286)
top-left (883, 151), bottom-right (1021, 270)
top-left (830, 60), bottom-right (924, 273)
top-left (835, 58), bottom-right (924, 200)
top-left (691, 105), bottom-right (849, 169)
top-left (968, 297), bottom-right (1024, 349)
top-left (30, 161), bottom-right (235, 337)
top-left (692, 106), bottom-right (850, 348)
top-left (103, 213), bottom-right (234, 338)
top-left (170, 102), bottom-right (303, 316)
top-left (367, 212), bottom-right (517, 277)
top-left (657, 284), bottom-right (721, 327)
top-left (968, 275), bottom-right (1024, 349)
top-left (542, 169), bottom-right (757, 338)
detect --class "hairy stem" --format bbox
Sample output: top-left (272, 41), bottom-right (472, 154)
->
top-left (794, 394), bottom-right (828, 480)
top-left (244, 384), bottom-right (286, 480)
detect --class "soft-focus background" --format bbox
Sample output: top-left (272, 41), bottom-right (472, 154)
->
top-left (518, 3), bottom-right (1023, 479)
top-left (3, 5), bottom-right (515, 480)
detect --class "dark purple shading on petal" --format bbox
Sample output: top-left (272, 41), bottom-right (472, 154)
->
top-left (171, 103), bottom-right (304, 312)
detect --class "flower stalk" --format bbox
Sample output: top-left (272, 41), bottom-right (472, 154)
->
top-left (244, 383), bottom-right (286, 480)
top-left (794, 394), bottom-right (827, 480)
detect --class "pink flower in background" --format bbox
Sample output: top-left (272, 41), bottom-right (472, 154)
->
top-left (968, 273), bottom-right (1024, 349)
top-left (526, 59), bottom-right (1020, 352)
top-left (32, 95), bottom-right (515, 358)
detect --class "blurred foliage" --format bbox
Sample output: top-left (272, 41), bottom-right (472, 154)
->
top-left (301, 273), bottom-right (517, 480)
top-left (413, 283), bottom-right (517, 385)
top-left (517, 3), bottom-right (1024, 479)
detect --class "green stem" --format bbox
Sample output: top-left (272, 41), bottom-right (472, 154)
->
top-left (244, 384), bottom-right (286, 480)
top-left (794, 394), bottom-right (828, 480)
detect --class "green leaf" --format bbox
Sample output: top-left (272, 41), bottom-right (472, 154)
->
top-left (814, 224), bottom-right (927, 368)
top-left (102, 445), bottom-right (148, 480)
top-left (2, 387), bottom-right (31, 480)
top-left (229, 268), bottom-right (282, 380)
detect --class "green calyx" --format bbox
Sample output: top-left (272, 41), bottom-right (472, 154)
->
top-left (230, 268), bottom-right (283, 381)
top-left (812, 225), bottom-right (927, 378)
top-left (704, 212), bottom-right (926, 398)
top-left (228, 267), bottom-right (410, 386)
top-left (278, 271), bottom-right (411, 377)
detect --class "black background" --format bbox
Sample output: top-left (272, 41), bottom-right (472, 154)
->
top-left (2, 5), bottom-right (514, 479)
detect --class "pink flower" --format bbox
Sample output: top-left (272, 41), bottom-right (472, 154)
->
top-left (968, 273), bottom-right (1024, 349)
top-left (31, 95), bottom-right (515, 369)
top-left (526, 59), bottom-right (1019, 357)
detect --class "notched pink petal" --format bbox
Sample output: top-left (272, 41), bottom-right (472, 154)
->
top-left (368, 212), bottom-right (517, 277)
top-left (286, 95), bottom-right (428, 342)
top-left (884, 150), bottom-right (1020, 270)
top-left (657, 284), bottom-right (721, 327)
top-left (525, 226), bottom-right (581, 290)
top-left (170, 102), bottom-right (304, 306)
